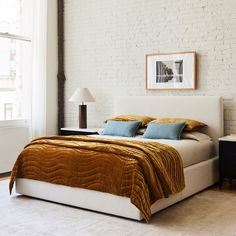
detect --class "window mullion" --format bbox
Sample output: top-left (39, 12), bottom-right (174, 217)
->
top-left (0, 32), bottom-right (31, 42)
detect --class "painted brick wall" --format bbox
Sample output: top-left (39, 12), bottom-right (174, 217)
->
top-left (64, 0), bottom-right (236, 134)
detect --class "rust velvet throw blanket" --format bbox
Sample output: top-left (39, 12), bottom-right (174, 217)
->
top-left (9, 136), bottom-right (185, 222)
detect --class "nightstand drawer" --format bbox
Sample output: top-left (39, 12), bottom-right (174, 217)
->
top-left (61, 130), bottom-right (94, 136)
top-left (219, 141), bottom-right (236, 155)
top-left (60, 128), bottom-right (99, 136)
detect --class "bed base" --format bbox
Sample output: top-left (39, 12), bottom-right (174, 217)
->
top-left (15, 156), bottom-right (218, 221)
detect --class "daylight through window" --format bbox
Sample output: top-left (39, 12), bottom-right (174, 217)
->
top-left (0, 0), bottom-right (32, 121)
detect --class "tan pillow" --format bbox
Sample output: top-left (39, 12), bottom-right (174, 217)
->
top-left (181, 132), bottom-right (211, 141)
top-left (105, 115), bottom-right (156, 128)
top-left (151, 118), bottom-right (206, 131)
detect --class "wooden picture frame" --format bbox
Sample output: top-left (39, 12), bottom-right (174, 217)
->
top-left (145, 51), bottom-right (196, 90)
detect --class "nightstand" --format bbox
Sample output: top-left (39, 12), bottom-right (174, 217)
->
top-left (219, 135), bottom-right (236, 189)
top-left (60, 127), bottom-right (99, 136)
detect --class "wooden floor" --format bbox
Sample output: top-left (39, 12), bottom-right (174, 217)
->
top-left (211, 179), bottom-right (236, 193)
top-left (0, 177), bottom-right (10, 181)
top-left (2, 180), bottom-right (236, 235)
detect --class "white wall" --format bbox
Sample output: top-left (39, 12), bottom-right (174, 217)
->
top-left (46, 0), bottom-right (58, 135)
top-left (64, 0), bottom-right (236, 134)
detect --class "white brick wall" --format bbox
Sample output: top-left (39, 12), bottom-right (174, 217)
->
top-left (64, 0), bottom-right (236, 134)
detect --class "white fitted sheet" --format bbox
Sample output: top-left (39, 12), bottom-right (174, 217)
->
top-left (91, 134), bottom-right (214, 168)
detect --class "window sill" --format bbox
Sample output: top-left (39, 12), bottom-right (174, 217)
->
top-left (0, 119), bottom-right (29, 129)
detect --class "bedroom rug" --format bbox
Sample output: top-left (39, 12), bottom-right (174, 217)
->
top-left (1, 180), bottom-right (236, 236)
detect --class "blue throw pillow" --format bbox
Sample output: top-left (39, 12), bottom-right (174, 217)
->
top-left (143, 122), bottom-right (186, 140)
top-left (102, 120), bottom-right (141, 137)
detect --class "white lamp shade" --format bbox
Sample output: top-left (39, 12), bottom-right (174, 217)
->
top-left (69, 88), bottom-right (95, 103)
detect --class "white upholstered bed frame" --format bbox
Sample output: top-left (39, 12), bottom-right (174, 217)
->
top-left (15, 96), bottom-right (223, 221)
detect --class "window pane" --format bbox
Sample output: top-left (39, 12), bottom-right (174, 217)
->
top-left (0, 37), bottom-right (31, 120)
top-left (0, 0), bottom-right (32, 37)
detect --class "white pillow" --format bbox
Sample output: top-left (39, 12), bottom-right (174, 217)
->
top-left (97, 128), bottom-right (104, 135)
top-left (181, 132), bottom-right (212, 141)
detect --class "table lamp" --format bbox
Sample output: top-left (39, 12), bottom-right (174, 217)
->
top-left (69, 88), bottom-right (95, 128)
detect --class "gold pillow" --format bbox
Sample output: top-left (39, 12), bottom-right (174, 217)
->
top-left (105, 115), bottom-right (156, 128)
top-left (151, 118), bottom-right (206, 131)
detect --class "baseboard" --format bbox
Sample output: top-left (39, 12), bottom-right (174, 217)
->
top-left (0, 171), bottom-right (11, 178)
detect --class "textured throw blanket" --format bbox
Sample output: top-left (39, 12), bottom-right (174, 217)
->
top-left (9, 136), bottom-right (185, 222)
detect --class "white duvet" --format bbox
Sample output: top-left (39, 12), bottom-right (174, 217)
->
top-left (91, 134), bottom-right (214, 168)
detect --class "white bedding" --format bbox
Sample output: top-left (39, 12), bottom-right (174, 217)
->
top-left (91, 134), bottom-right (214, 168)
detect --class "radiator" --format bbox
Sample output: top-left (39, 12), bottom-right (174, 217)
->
top-left (0, 120), bottom-right (29, 173)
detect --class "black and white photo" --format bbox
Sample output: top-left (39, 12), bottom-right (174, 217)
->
top-left (146, 52), bottom-right (196, 90)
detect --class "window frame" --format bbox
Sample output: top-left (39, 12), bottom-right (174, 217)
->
top-left (0, 119), bottom-right (28, 128)
top-left (0, 0), bottom-right (34, 127)
top-left (0, 32), bottom-right (31, 42)
top-left (0, 19), bottom-right (32, 124)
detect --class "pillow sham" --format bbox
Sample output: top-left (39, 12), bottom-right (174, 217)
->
top-left (181, 132), bottom-right (212, 141)
top-left (143, 122), bottom-right (186, 140)
top-left (102, 120), bottom-right (141, 137)
top-left (105, 115), bottom-right (155, 128)
top-left (151, 118), bottom-right (206, 131)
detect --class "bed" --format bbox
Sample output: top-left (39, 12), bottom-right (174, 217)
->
top-left (12, 96), bottom-right (223, 221)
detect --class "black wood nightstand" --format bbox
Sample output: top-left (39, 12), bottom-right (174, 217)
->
top-left (60, 127), bottom-right (99, 136)
top-left (219, 136), bottom-right (236, 189)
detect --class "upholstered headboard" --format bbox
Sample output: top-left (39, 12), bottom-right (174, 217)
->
top-left (115, 96), bottom-right (223, 155)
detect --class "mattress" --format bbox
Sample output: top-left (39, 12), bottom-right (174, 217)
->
top-left (91, 134), bottom-right (214, 168)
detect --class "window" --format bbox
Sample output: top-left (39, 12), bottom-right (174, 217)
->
top-left (0, 0), bottom-right (33, 121)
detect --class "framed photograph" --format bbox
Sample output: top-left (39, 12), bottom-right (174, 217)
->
top-left (146, 52), bottom-right (196, 90)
